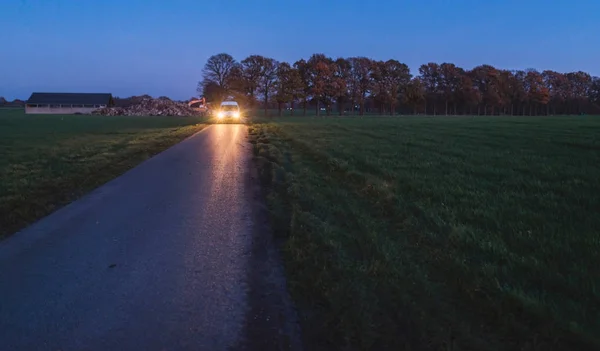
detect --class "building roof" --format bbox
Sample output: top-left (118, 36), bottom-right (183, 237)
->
top-left (27, 93), bottom-right (113, 105)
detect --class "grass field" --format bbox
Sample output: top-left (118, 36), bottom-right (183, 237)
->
top-left (249, 116), bottom-right (600, 350)
top-left (0, 109), bottom-right (206, 238)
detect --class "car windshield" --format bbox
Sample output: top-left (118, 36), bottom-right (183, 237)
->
top-left (221, 105), bottom-right (238, 111)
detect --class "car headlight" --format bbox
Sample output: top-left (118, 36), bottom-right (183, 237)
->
top-left (234, 112), bottom-right (240, 118)
top-left (217, 112), bottom-right (224, 118)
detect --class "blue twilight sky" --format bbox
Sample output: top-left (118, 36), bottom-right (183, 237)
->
top-left (1, 0), bottom-right (599, 100)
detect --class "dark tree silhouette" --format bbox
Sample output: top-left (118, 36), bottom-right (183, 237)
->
top-left (198, 53), bottom-right (600, 116)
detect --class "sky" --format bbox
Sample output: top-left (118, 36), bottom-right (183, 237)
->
top-left (1, 0), bottom-right (599, 100)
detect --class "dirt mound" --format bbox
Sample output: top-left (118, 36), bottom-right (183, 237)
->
top-left (93, 97), bottom-right (198, 116)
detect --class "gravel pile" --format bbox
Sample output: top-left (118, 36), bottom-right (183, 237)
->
top-left (93, 97), bottom-right (198, 116)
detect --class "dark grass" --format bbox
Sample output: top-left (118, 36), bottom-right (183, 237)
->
top-left (249, 115), bottom-right (600, 350)
top-left (0, 109), bottom-right (207, 238)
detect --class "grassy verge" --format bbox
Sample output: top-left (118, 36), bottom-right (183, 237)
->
top-left (0, 110), bottom-right (207, 238)
top-left (249, 116), bottom-right (600, 350)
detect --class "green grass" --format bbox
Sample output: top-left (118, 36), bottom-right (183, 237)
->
top-left (249, 115), bottom-right (600, 350)
top-left (0, 109), bottom-right (207, 238)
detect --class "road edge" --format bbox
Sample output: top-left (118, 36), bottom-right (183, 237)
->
top-left (1, 123), bottom-right (213, 242)
top-left (233, 134), bottom-right (304, 351)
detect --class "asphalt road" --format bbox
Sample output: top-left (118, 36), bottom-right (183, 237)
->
top-left (0, 124), bottom-right (301, 351)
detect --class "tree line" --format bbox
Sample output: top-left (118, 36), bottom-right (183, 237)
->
top-left (0, 97), bottom-right (25, 108)
top-left (198, 53), bottom-right (600, 116)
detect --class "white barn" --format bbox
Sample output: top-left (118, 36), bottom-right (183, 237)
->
top-left (25, 93), bottom-right (114, 114)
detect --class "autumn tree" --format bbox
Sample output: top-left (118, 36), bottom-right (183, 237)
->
top-left (293, 59), bottom-right (311, 116)
top-left (332, 58), bottom-right (351, 116)
top-left (470, 65), bottom-right (501, 115)
top-left (371, 59), bottom-right (411, 115)
top-left (349, 57), bottom-right (373, 116)
top-left (307, 54), bottom-right (334, 116)
top-left (198, 52), bottom-right (599, 116)
top-left (524, 70), bottom-right (550, 115)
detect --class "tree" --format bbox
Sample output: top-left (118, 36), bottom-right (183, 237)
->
top-left (500, 70), bottom-right (524, 115)
top-left (199, 53), bottom-right (238, 101)
top-left (332, 58), bottom-right (351, 116)
top-left (510, 70), bottom-right (528, 115)
top-left (197, 53), bottom-right (599, 116)
top-left (567, 71), bottom-right (592, 114)
top-left (307, 54), bottom-right (334, 116)
top-left (370, 60), bottom-right (389, 114)
top-left (457, 73), bottom-right (481, 115)
top-left (496, 70), bottom-right (512, 115)
top-left (470, 65), bottom-right (501, 115)
top-left (419, 63), bottom-right (441, 115)
top-left (275, 62), bottom-right (304, 116)
top-left (590, 76), bottom-right (600, 106)
top-left (543, 70), bottom-right (565, 115)
top-left (386, 60), bottom-right (412, 115)
top-left (404, 77), bottom-right (425, 114)
top-left (198, 80), bottom-right (227, 104)
top-left (293, 59), bottom-right (311, 116)
top-left (288, 67), bottom-right (304, 116)
top-left (369, 59), bottom-right (411, 115)
top-left (257, 57), bottom-right (278, 117)
top-left (349, 57), bottom-right (373, 116)
top-left (439, 63), bottom-right (462, 115)
top-left (346, 59), bottom-right (361, 115)
top-left (239, 55), bottom-right (265, 108)
top-left (524, 70), bottom-right (549, 115)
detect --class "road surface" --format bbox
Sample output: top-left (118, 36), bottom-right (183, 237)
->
top-left (0, 124), bottom-right (301, 351)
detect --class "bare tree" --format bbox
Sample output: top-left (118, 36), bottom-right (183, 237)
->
top-left (199, 53), bottom-right (238, 102)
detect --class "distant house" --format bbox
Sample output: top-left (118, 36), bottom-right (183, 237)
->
top-left (25, 93), bottom-right (114, 114)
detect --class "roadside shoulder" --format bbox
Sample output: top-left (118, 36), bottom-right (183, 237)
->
top-left (234, 131), bottom-right (303, 351)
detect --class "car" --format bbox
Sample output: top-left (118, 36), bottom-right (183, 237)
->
top-left (216, 101), bottom-right (241, 120)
